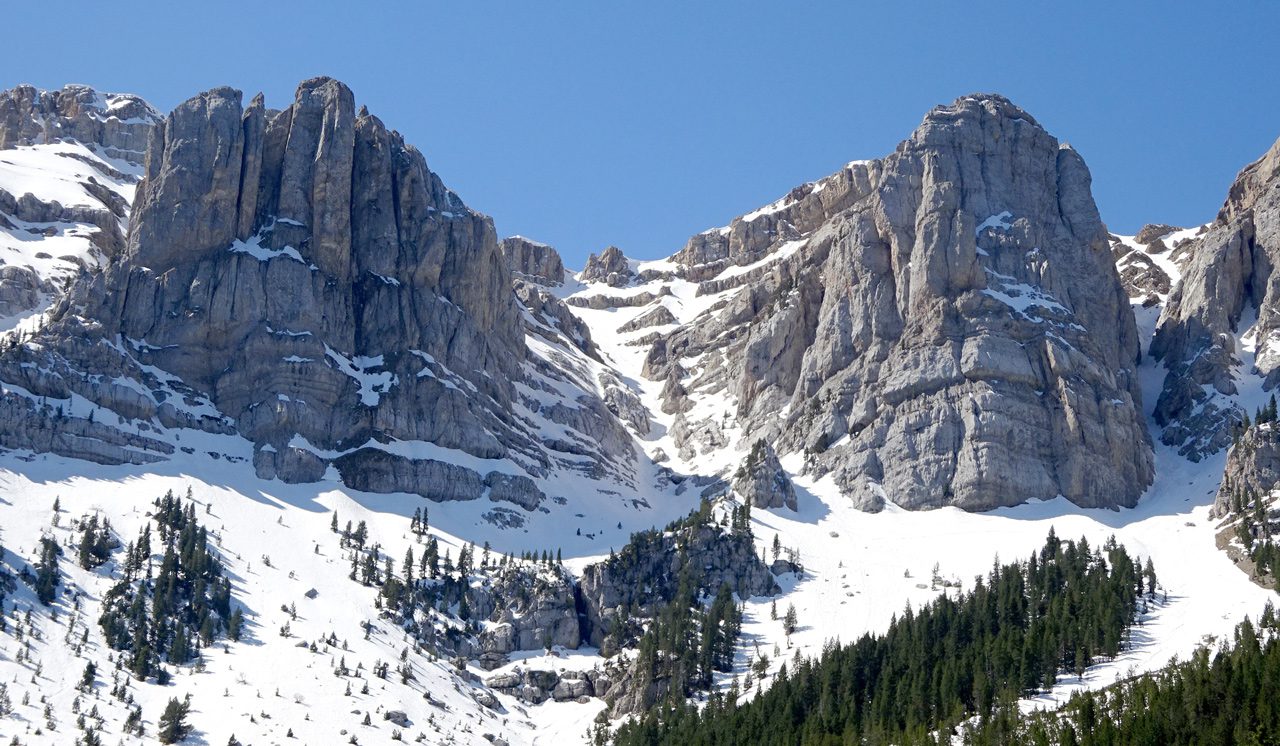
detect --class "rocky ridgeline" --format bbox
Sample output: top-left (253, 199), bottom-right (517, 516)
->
top-left (1110, 224), bottom-right (1200, 306)
top-left (1152, 135), bottom-right (1280, 460)
top-left (631, 94), bottom-right (1152, 511)
top-left (0, 77), bottom-right (637, 510)
top-left (0, 83), bottom-right (157, 164)
top-left (0, 84), bottom-right (160, 317)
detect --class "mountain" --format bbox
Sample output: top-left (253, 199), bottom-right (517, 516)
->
top-left (0, 80), bottom-right (1277, 746)
top-left (0, 79), bottom-right (644, 516)
top-left (577, 94), bottom-right (1153, 511)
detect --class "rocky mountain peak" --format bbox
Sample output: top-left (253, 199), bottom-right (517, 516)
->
top-left (581, 245), bottom-right (633, 286)
top-left (627, 92), bottom-right (1152, 511)
top-left (912, 93), bottom-right (1042, 139)
top-left (0, 78), bottom-right (639, 512)
top-left (1148, 134), bottom-right (1280, 459)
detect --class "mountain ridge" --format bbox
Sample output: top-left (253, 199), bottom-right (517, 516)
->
top-left (1, 78), bottom-right (1278, 746)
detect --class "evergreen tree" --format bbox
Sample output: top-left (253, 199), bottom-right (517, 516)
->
top-left (782, 603), bottom-right (798, 637)
top-left (228, 607), bottom-right (244, 642)
top-left (33, 536), bottom-right (61, 605)
top-left (77, 515), bottom-right (113, 569)
top-left (157, 697), bottom-right (191, 743)
top-left (79, 661), bottom-right (96, 691)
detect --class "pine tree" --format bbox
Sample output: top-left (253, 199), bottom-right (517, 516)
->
top-left (782, 603), bottom-right (798, 637)
top-left (80, 661), bottom-right (96, 691)
top-left (425, 536), bottom-right (439, 578)
top-left (228, 607), bottom-right (243, 641)
top-left (170, 624), bottom-right (189, 665)
top-left (157, 697), bottom-right (191, 743)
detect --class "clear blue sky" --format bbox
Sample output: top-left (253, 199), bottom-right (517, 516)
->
top-left (5, 2), bottom-right (1277, 268)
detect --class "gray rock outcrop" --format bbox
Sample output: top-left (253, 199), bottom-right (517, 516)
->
top-left (1112, 234), bottom-right (1171, 304)
top-left (617, 305), bottom-right (677, 333)
top-left (486, 667), bottom-right (599, 704)
top-left (1213, 422), bottom-right (1280, 520)
top-left (578, 509), bottom-right (778, 650)
top-left (639, 94), bottom-right (1153, 511)
top-left (0, 78), bottom-right (636, 506)
top-left (0, 84), bottom-right (159, 166)
top-left (732, 440), bottom-right (797, 511)
top-left (1135, 223), bottom-right (1180, 245)
top-left (1150, 135), bottom-right (1280, 460)
top-left (581, 245), bottom-right (633, 287)
top-left (469, 564), bottom-right (582, 666)
top-left (500, 236), bottom-right (565, 285)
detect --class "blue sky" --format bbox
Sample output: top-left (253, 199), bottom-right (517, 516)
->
top-left (4, 2), bottom-right (1277, 268)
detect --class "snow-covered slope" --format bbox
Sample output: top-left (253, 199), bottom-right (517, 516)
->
top-left (0, 141), bottom-right (140, 329)
top-left (0, 458), bottom-right (618, 745)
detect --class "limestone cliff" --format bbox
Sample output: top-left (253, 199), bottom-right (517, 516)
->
top-left (633, 94), bottom-right (1153, 511)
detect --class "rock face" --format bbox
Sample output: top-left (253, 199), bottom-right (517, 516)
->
top-left (487, 667), bottom-right (600, 705)
top-left (0, 84), bottom-right (158, 166)
top-left (1213, 423), bottom-right (1280, 519)
top-left (1151, 135), bottom-right (1280, 460)
top-left (500, 235), bottom-right (565, 285)
top-left (466, 565), bottom-right (583, 668)
top-left (1210, 422), bottom-right (1280, 589)
top-left (0, 84), bottom-right (159, 317)
top-left (640, 94), bottom-right (1152, 511)
top-left (580, 245), bottom-right (633, 287)
top-left (1135, 223), bottom-right (1181, 245)
top-left (577, 510), bottom-right (778, 650)
top-left (1113, 243), bottom-right (1172, 305)
top-left (0, 78), bottom-right (635, 507)
top-left (732, 440), bottom-right (797, 511)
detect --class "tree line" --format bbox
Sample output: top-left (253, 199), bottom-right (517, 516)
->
top-left (611, 531), bottom-right (1152, 746)
top-left (964, 604), bottom-right (1280, 745)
